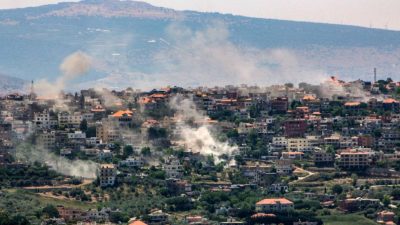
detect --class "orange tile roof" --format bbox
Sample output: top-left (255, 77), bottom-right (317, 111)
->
top-left (383, 98), bottom-right (398, 104)
top-left (150, 93), bottom-right (167, 98)
top-left (129, 220), bottom-right (148, 225)
top-left (112, 110), bottom-right (134, 118)
top-left (344, 101), bottom-right (361, 106)
top-left (256, 198), bottom-right (293, 205)
top-left (303, 95), bottom-right (316, 101)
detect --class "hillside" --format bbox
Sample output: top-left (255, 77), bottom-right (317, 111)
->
top-left (0, 0), bottom-right (399, 89)
top-left (0, 74), bottom-right (27, 95)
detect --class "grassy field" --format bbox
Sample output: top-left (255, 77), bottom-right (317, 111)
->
top-left (319, 214), bottom-right (378, 225)
top-left (1, 189), bottom-right (96, 211)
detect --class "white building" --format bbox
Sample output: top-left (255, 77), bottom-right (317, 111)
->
top-left (163, 156), bottom-right (183, 179)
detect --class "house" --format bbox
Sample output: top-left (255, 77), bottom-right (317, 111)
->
top-left (129, 220), bottom-right (148, 225)
top-left (185, 215), bottom-right (210, 225)
top-left (281, 152), bottom-right (304, 160)
top-left (119, 157), bottom-right (144, 168)
top-left (339, 198), bottom-right (380, 212)
top-left (57, 206), bottom-right (84, 221)
top-left (275, 159), bottom-right (293, 174)
top-left (376, 211), bottom-right (395, 224)
top-left (111, 109), bottom-right (135, 127)
top-left (255, 198), bottom-right (294, 213)
top-left (268, 183), bottom-right (289, 193)
top-left (148, 210), bottom-right (168, 225)
top-left (220, 218), bottom-right (246, 225)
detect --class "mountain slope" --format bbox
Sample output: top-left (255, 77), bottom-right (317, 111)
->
top-left (0, 0), bottom-right (399, 88)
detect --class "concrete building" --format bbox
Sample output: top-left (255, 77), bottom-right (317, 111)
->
top-left (338, 149), bottom-right (373, 169)
top-left (163, 156), bottom-right (183, 179)
top-left (98, 164), bottom-right (117, 187)
top-left (284, 119), bottom-right (307, 138)
top-left (314, 149), bottom-right (335, 167)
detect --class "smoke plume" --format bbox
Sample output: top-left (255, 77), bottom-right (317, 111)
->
top-left (78, 22), bottom-right (329, 90)
top-left (169, 95), bottom-right (237, 160)
top-left (36, 51), bottom-right (92, 98)
top-left (15, 143), bottom-right (98, 179)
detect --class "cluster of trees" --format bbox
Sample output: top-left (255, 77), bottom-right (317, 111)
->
top-left (0, 212), bottom-right (30, 225)
top-left (0, 162), bottom-right (60, 187)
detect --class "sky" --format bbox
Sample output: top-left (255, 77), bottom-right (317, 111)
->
top-left (1, 0), bottom-right (400, 30)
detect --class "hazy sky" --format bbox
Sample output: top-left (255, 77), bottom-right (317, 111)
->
top-left (1, 0), bottom-right (400, 30)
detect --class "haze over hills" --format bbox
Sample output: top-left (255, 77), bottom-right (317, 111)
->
top-left (0, 0), bottom-right (399, 91)
top-left (0, 74), bottom-right (27, 94)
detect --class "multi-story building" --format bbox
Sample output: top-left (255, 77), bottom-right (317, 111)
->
top-left (58, 111), bottom-right (83, 127)
top-left (98, 164), bottom-right (117, 187)
top-left (286, 138), bottom-right (315, 152)
top-left (118, 157), bottom-right (144, 168)
top-left (275, 159), bottom-right (293, 174)
top-left (33, 110), bottom-right (57, 129)
top-left (163, 156), bottom-right (183, 179)
top-left (314, 149), bottom-right (335, 167)
top-left (281, 152), bottom-right (304, 160)
top-left (37, 130), bottom-right (56, 149)
top-left (270, 97), bottom-right (288, 114)
top-left (338, 149), bottom-right (373, 169)
top-left (284, 119), bottom-right (307, 138)
top-left (96, 119), bottom-right (121, 144)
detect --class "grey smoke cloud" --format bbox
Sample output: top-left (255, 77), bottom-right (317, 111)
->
top-left (15, 143), bottom-right (98, 179)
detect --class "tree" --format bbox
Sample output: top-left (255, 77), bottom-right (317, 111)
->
top-left (9, 215), bottom-right (30, 225)
top-left (0, 212), bottom-right (30, 225)
top-left (109, 212), bottom-right (128, 223)
top-left (391, 189), bottom-right (400, 200)
top-left (141, 147), bottom-right (151, 156)
top-left (123, 145), bottom-right (134, 158)
top-left (332, 184), bottom-right (343, 195)
top-left (42, 205), bottom-right (59, 218)
top-left (351, 173), bottom-right (358, 187)
top-left (383, 195), bottom-right (391, 207)
top-left (79, 119), bottom-right (88, 132)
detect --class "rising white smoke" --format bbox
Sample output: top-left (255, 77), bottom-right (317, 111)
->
top-left (35, 51), bottom-right (93, 98)
top-left (169, 95), bottom-right (237, 160)
top-left (15, 143), bottom-right (98, 179)
top-left (78, 22), bottom-right (329, 90)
